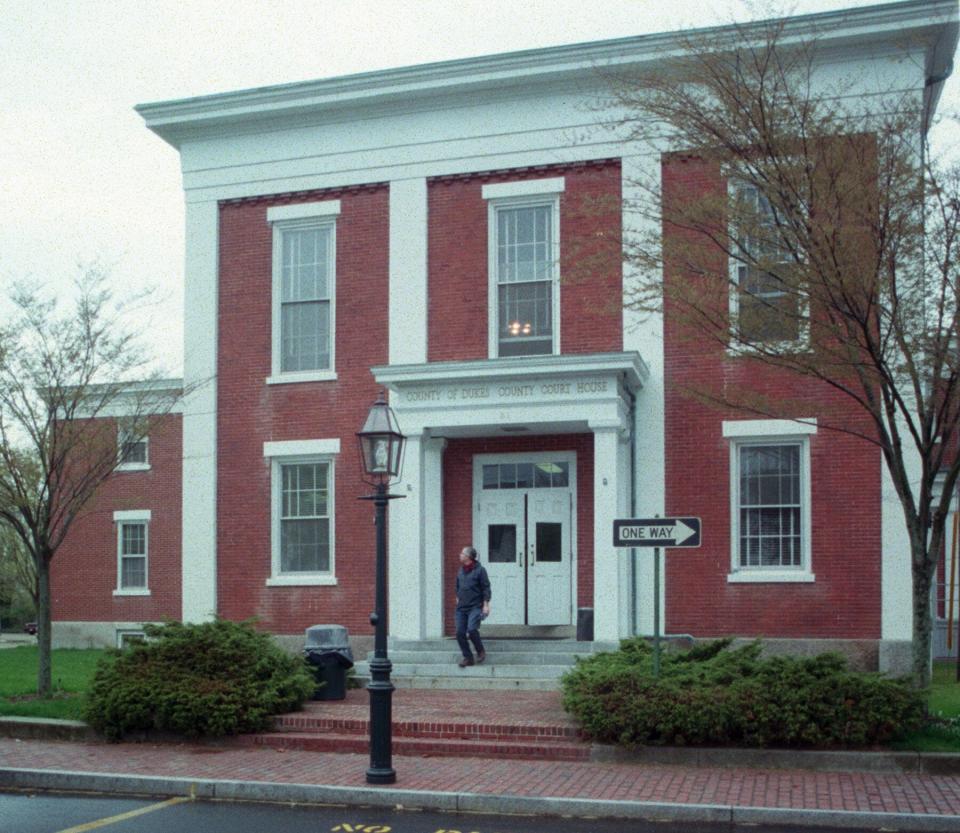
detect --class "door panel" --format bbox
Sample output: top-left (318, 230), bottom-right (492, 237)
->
top-left (477, 492), bottom-right (525, 624)
top-left (527, 491), bottom-right (571, 625)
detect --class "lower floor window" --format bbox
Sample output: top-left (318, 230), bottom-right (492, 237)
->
top-left (279, 461), bottom-right (331, 574)
top-left (114, 510), bottom-right (150, 592)
top-left (735, 442), bottom-right (805, 569)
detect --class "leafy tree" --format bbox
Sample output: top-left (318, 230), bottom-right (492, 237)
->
top-left (0, 520), bottom-right (37, 628)
top-left (605, 11), bottom-right (958, 686)
top-left (0, 268), bottom-right (180, 695)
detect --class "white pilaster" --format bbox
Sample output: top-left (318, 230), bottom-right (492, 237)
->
top-left (181, 199), bottom-right (219, 622)
top-left (389, 178), bottom-right (428, 365)
top-left (593, 425), bottom-right (629, 640)
top-left (389, 433), bottom-right (423, 640)
top-left (622, 152), bottom-right (665, 636)
top-left (423, 437), bottom-right (447, 637)
top-left (881, 449), bottom-right (915, 642)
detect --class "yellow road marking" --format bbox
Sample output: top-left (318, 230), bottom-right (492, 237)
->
top-left (55, 795), bottom-right (192, 833)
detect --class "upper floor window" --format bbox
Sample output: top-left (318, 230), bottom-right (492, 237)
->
top-left (267, 201), bottom-right (340, 384)
top-left (483, 178), bottom-right (564, 358)
top-left (116, 422), bottom-right (149, 471)
top-left (729, 181), bottom-right (804, 346)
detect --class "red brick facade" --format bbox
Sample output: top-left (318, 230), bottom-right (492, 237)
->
top-left (51, 414), bottom-right (182, 624)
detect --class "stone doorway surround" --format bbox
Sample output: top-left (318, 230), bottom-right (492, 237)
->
top-left (373, 351), bottom-right (647, 643)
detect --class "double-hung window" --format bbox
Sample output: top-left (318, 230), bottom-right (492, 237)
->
top-left (483, 178), bottom-right (564, 358)
top-left (267, 201), bottom-right (340, 384)
top-left (264, 439), bottom-right (339, 586)
top-left (729, 181), bottom-right (803, 345)
top-left (116, 422), bottom-right (149, 471)
top-left (113, 510), bottom-right (150, 595)
top-left (724, 420), bottom-right (816, 583)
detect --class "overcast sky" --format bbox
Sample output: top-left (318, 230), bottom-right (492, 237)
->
top-left (1, 0), bottom-right (954, 376)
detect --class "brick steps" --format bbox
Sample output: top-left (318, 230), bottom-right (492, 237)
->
top-left (241, 731), bottom-right (590, 761)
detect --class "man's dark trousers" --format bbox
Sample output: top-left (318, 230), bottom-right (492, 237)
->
top-left (456, 606), bottom-right (484, 658)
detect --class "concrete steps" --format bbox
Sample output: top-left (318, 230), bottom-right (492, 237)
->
top-left (351, 638), bottom-right (612, 691)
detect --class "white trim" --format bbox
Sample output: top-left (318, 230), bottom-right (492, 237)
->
top-left (482, 177), bottom-right (565, 200)
top-left (115, 462), bottom-right (151, 472)
top-left (728, 437), bottom-right (814, 582)
top-left (389, 178), bottom-right (428, 365)
top-left (113, 589), bottom-right (152, 596)
top-left (266, 371), bottom-right (338, 385)
top-left (486, 192), bottom-right (562, 359)
top-left (115, 629), bottom-right (147, 647)
top-left (113, 510), bottom-right (152, 522)
top-left (722, 418), bottom-right (818, 438)
top-left (268, 454), bottom-right (337, 583)
top-left (269, 214), bottom-right (337, 380)
top-left (267, 200), bottom-right (341, 222)
top-left (263, 438), bottom-right (341, 457)
top-left (266, 575), bottom-right (338, 587)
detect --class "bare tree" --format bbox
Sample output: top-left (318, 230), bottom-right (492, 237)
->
top-left (605, 13), bottom-right (958, 687)
top-left (0, 268), bottom-right (181, 695)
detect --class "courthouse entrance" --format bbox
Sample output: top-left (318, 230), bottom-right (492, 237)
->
top-left (473, 452), bottom-right (576, 626)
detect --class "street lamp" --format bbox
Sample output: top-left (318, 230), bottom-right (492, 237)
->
top-left (356, 391), bottom-right (405, 785)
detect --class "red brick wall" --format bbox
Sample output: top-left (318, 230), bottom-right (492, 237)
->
top-left (441, 434), bottom-right (593, 635)
top-left (51, 414), bottom-right (183, 623)
top-left (661, 155), bottom-right (882, 640)
top-left (427, 161), bottom-right (623, 362)
top-left (216, 185), bottom-right (389, 636)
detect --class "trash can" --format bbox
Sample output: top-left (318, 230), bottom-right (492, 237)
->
top-left (304, 625), bottom-right (354, 701)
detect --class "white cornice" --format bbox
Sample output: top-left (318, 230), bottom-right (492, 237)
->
top-left (137, 1), bottom-right (958, 149)
top-left (372, 351), bottom-right (649, 392)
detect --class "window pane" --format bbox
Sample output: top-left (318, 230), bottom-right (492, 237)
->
top-left (483, 464), bottom-right (499, 490)
top-left (121, 524), bottom-right (145, 556)
top-left (499, 463), bottom-right (516, 489)
top-left (552, 462), bottom-right (569, 488)
top-left (738, 444), bottom-right (802, 569)
top-left (516, 463), bottom-right (533, 489)
top-left (121, 556), bottom-right (146, 588)
top-left (497, 206), bottom-right (552, 284)
top-left (498, 281), bottom-right (552, 356)
top-left (281, 300), bottom-right (330, 371)
top-left (281, 518), bottom-right (330, 572)
top-left (535, 522), bottom-right (562, 562)
top-left (488, 524), bottom-right (517, 563)
top-left (534, 463), bottom-right (552, 488)
top-left (282, 228), bottom-right (329, 302)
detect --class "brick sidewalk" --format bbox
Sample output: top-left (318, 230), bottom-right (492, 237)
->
top-left (2, 737), bottom-right (959, 817)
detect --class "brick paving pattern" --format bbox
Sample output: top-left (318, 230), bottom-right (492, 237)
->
top-left (2, 689), bottom-right (959, 818)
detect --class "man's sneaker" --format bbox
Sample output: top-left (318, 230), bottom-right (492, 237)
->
top-left (476, 650), bottom-right (486, 664)
top-left (458, 656), bottom-right (475, 668)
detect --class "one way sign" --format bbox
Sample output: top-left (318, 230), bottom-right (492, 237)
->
top-left (613, 517), bottom-right (701, 548)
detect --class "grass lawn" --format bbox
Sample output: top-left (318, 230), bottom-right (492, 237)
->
top-left (0, 646), bottom-right (104, 720)
top-left (890, 661), bottom-right (960, 753)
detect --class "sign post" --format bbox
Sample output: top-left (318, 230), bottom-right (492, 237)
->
top-left (613, 516), bottom-right (701, 677)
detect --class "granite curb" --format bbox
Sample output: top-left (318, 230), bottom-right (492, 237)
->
top-left (2, 767), bottom-right (959, 832)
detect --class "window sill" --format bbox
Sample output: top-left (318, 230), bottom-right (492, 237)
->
top-left (266, 371), bottom-right (337, 385)
top-left (266, 575), bottom-right (338, 587)
top-left (113, 588), bottom-right (151, 596)
top-left (727, 570), bottom-right (815, 584)
top-left (115, 463), bottom-right (151, 472)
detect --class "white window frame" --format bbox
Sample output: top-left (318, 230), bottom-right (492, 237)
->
top-left (113, 510), bottom-right (151, 596)
top-left (483, 178), bottom-right (564, 359)
top-left (724, 419), bottom-right (816, 583)
top-left (264, 438), bottom-right (340, 586)
top-left (116, 424), bottom-right (150, 472)
top-left (116, 630), bottom-right (146, 648)
top-left (266, 200), bottom-right (341, 385)
top-left (727, 178), bottom-right (810, 352)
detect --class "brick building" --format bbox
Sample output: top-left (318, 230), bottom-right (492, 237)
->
top-left (52, 1), bottom-right (960, 673)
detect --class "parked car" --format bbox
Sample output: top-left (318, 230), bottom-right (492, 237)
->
top-left (23, 622), bottom-right (37, 636)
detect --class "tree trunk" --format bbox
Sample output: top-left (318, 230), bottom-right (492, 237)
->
top-left (36, 554), bottom-right (51, 697)
top-left (910, 538), bottom-right (933, 690)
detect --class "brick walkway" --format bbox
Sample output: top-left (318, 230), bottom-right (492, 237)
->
top-left (2, 737), bottom-right (960, 817)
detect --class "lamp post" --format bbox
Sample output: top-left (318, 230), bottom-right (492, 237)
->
top-left (356, 391), bottom-right (405, 785)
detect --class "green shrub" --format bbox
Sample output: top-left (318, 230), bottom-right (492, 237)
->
top-left (562, 639), bottom-right (924, 749)
top-left (84, 619), bottom-right (314, 741)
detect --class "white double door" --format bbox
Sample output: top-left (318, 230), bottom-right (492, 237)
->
top-left (473, 455), bottom-right (574, 626)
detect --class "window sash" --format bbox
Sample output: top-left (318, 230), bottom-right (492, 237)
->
top-left (279, 462), bottom-right (331, 574)
top-left (736, 444), bottom-right (804, 569)
top-left (118, 522), bottom-right (147, 589)
top-left (495, 204), bottom-right (555, 356)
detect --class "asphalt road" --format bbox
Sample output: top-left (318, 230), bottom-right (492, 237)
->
top-left (0, 790), bottom-right (879, 833)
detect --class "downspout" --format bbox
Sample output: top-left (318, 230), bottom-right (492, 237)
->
top-left (626, 379), bottom-right (638, 635)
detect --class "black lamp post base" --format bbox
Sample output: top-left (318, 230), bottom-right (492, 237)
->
top-left (366, 767), bottom-right (397, 784)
